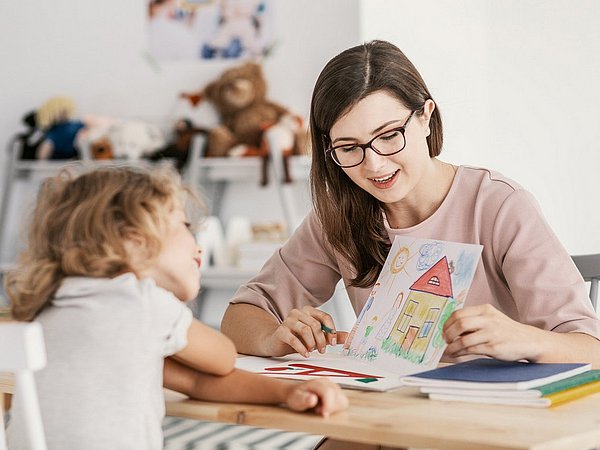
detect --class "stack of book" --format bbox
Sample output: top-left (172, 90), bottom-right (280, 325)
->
top-left (401, 358), bottom-right (600, 408)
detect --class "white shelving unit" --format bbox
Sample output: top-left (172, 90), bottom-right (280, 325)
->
top-left (184, 133), bottom-right (312, 324)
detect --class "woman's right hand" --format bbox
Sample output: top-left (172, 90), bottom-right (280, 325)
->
top-left (266, 305), bottom-right (345, 357)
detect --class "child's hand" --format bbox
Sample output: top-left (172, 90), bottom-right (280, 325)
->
top-left (285, 379), bottom-right (349, 417)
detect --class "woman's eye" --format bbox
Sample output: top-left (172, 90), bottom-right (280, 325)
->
top-left (340, 145), bottom-right (360, 153)
top-left (379, 130), bottom-right (400, 141)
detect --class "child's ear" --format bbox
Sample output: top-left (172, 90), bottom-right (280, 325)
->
top-left (122, 232), bottom-right (150, 270)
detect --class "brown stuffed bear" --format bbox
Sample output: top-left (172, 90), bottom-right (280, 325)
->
top-left (181, 62), bottom-right (307, 185)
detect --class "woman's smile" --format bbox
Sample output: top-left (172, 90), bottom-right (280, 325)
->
top-left (368, 169), bottom-right (399, 189)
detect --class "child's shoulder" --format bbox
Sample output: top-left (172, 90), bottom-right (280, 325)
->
top-left (53, 273), bottom-right (177, 306)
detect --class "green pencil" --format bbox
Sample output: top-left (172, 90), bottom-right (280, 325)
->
top-left (321, 324), bottom-right (335, 334)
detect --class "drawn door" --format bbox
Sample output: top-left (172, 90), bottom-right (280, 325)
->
top-left (401, 326), bottom-right (419, 352)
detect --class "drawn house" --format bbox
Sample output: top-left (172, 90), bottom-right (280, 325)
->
top-left (386, 256), bottom-right (453, 362)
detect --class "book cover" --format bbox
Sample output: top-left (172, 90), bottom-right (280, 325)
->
top-left (402, 358), bottom-right (591, 390)
top-left (344, 235), bottom-right (482, 376)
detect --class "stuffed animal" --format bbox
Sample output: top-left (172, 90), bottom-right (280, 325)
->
top-left (15, 111), bottom-right (44, 160)
top-left (181, 62), bottom-right (305, 185)
top-left (36, 96), bottom-right (85, 160)
top-left (147, 118), bottom-right (208, 172)
top-left (105, 120), bottom-right (166, 160)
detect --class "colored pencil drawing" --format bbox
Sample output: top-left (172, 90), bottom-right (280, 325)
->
top-left (262, 363), bottom-right (382, 379)
top-left (346, 236), bottom-right (482, 374)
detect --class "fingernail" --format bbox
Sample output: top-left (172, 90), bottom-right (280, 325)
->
top-left (331, 337), bottom-right (336, 346)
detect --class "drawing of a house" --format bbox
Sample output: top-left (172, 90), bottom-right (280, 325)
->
top-left (384, 256), bottom-right (453, 362)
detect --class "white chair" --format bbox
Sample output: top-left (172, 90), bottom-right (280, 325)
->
top-left (571, 254), bottom-right (600, 311)
top-left (0, 322), bottom-right (47, 450)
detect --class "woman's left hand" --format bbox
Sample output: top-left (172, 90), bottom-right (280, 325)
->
top-left (442, 304), bottom-right (543, 361)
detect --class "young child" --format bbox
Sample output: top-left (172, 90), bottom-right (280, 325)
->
top-left (5, 165), bottom-right (348, 450)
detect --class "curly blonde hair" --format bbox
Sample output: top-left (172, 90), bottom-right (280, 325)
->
top-left (4, 164), bottom-right (200, 321)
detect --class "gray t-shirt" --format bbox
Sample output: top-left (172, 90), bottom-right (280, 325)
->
top-left (8, 273), bottom-right (193, 450)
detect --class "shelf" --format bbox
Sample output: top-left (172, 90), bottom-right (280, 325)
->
top-left (187, 155), bottom-right (311, 183)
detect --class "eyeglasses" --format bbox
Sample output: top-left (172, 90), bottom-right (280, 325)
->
top-left (326, 111), bottom-right (416, 168)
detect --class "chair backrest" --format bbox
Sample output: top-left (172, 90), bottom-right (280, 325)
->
top-left (571, 254), bottom-right (600, 312)
top-left (0, 322), bottom-right (47, 450)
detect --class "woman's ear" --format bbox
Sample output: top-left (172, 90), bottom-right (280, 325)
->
top-left (421, 99), bottom-right (436, 136)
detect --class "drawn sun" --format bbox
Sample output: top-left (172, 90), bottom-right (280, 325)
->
top-left (390, 247), bottom-right (410, 274)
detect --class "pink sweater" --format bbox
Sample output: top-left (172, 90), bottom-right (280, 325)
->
top-left (230, 166), bottom-right (600, 339)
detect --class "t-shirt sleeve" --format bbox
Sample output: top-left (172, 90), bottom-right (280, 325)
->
top-left (491, 189), bottom-right (600, 339)
top-left (146, 283), bottom-right (194, 356)
top-left (229, 211), bottom-right (343, 322)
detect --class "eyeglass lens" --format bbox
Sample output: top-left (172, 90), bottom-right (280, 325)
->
top-left (332, 129), bottom-right (406, 167)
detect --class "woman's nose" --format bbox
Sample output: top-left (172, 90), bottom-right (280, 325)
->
top-left (362, 146), bottom-right (387, 170)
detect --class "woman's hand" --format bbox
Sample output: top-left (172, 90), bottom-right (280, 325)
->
top-left (265, 306), bottom-right (346, 357)
top-left (442, 304), bottom-right (544, 361)
top-left (285, 379), bottom-right (349, 417)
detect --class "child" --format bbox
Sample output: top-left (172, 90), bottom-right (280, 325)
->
top-left (5, 165), bottom-right (348, 450)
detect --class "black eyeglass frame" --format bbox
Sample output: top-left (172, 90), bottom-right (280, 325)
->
top-left (325, 110), bottom-right (416, 168)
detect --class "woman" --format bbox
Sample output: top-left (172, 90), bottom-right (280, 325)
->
top-left (221, 40), bottom-right (600, 368)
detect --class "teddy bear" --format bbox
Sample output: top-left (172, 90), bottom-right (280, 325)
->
top-left (180, 62), bottom-right (308, 185)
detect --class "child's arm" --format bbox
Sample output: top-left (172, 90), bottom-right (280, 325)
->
top-left (164, 357), bottom-right (349, 417)
top-left (171, 319), bottom-right (237, 376)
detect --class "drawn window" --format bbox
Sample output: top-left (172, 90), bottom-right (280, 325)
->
top-left (418, 308), bottom-right (440, 338)
top-left (427, 276), bottom-right (440, 287)
top-left (397, 300), bottom-right (418, 333)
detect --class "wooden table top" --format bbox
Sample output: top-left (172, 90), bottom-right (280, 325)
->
top-left (165, 385), bottom-right (600, 450)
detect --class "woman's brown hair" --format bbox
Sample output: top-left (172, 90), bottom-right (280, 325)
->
top-left (309, 40), bottom-right (443, 288)
top-left (4, 165), bottom-right (196, 321)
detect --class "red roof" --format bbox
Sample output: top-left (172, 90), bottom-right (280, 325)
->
top-left (409, 256), bottom-right (453, 298)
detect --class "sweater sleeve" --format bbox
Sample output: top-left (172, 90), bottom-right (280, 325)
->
top-left (491, 189), bottom-right (600, 338)
top-left (229, 211), bottom-right (343, 322)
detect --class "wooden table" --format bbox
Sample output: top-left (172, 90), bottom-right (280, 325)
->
top-left (4, 365), bottom-right (600, 449)
top-left (165, 385), bottom-right (600, 450)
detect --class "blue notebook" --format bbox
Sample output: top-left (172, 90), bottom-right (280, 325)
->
top-left (401, 358), bottom-right (591, 390)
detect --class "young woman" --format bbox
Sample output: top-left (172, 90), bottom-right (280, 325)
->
top-left (221, 40), bottom-right (600, 368)
top-left (5, 165), bottom-right (347, 450)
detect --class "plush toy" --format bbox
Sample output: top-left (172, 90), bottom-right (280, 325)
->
top-left (147, 118), bottom-right (208, 172)
top-left (104, 120), bottom-right (166, 160)
top-left (181, 62), bottom-right (306, 185)
top-left (36, 96), bottom-right (86, 160)
top-left (15, 111), bottom-right (44, 160)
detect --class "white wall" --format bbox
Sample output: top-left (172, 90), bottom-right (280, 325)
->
top-left (360, 0), bottom-right (600, 254)
top-left (0, 0), bottom-right (359, 171)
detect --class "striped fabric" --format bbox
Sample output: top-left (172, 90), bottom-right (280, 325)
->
top-left (163, 417), bottom-right (322, 450)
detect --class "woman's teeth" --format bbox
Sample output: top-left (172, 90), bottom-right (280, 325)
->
top-left (371, 171), bottom-right (397, 182)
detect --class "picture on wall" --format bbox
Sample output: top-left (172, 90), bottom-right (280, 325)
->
top-left (147, 0), bottom-right (273, 61)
